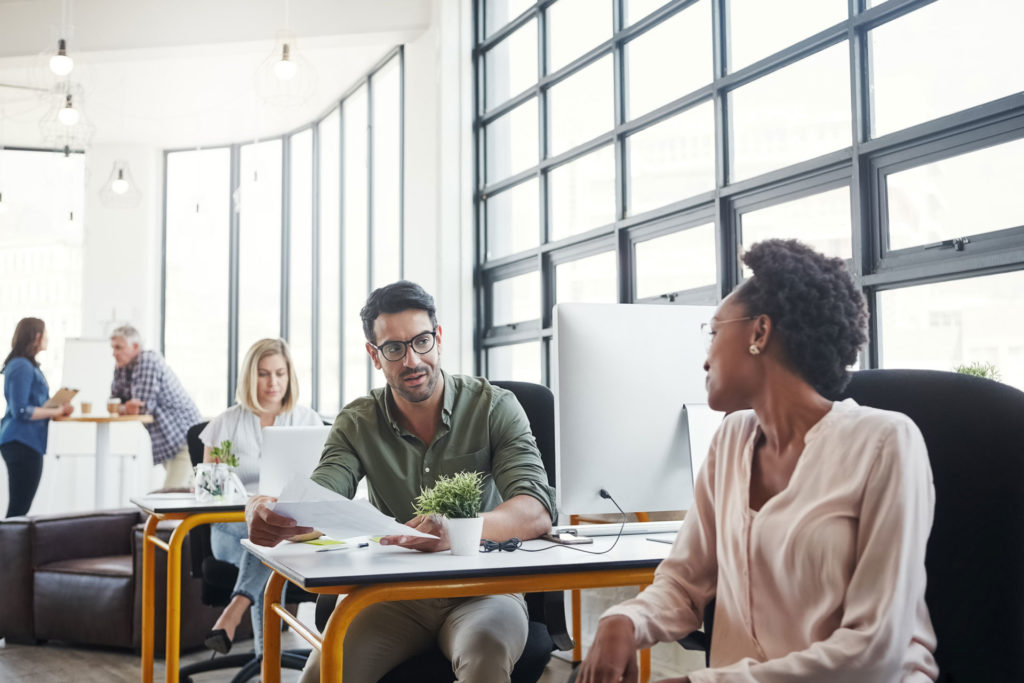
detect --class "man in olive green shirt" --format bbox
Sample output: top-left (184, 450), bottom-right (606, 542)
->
top-left (247, 280), bottom-right (556, 683)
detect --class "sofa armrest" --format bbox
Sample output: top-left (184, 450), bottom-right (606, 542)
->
top-left (0, 517), bottom-right (35, 642)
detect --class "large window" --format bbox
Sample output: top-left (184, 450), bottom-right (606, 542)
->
top-left (164, 148), bottom-right (231, 415)
top-left (475, 0), bottom-right (1024, 390)
top-left (163, 49), bottom-right (404, 415)
top-left (0, 149), bottom-right (85, 414)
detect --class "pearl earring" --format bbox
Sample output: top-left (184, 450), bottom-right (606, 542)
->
top-left (749, 344), bottom-right (760, 355)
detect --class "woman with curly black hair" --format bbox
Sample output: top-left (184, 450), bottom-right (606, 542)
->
top-left (580, 240), bottom-right (938, 682)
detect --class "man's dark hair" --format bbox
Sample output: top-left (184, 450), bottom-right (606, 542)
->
top-left (360, 280), bottom-right (438, 343)
top-left (734, 239), bottom-right (867, 395)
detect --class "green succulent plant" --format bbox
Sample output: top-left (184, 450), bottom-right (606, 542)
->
top-left (208, 439), bottom-right (239, 468)
top-left (954, 361), bottom-right (1001, 382)
top-left (413, 471), bottom-right (484, 519)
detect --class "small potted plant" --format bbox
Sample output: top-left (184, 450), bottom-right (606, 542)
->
top-left (194, 440), bottom-right (240, 502)
top-left (413, 471), bottom-right (484, 555)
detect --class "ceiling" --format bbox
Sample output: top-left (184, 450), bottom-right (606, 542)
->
top-left (0, 0), bottom-right (431, 149)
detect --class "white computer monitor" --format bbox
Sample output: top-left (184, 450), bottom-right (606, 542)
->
top-left (259, 425), bottom-right (332, 496)
top-left (553, 303), bottom-right (724, 516)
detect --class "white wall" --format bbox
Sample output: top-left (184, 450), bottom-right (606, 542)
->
top-left (81, 143), bottom-right (164, 344)
top-left (402, 0), bottom-right (476, 374)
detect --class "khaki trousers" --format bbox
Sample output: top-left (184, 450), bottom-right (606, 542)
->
top-left (161, 445), bottom-right (193, 488)
top-left (298, 593), bottom-right (529, 683)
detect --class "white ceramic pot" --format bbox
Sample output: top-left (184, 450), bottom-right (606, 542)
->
top-left (444, 516), bottom-right (484, 556)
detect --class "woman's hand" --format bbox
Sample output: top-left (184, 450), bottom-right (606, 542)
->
top-left (32, 405), bottom-right (68, 420)
top-left (577, 615), bottom-right (639, 683)
top-left (60, 404), bottom-right (74, 416)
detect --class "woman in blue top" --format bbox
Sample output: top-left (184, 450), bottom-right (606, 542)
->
top-left (1, 318), bottom-right (73, 518)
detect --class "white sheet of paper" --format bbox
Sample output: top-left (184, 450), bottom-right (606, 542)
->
top-left (270, 476), bottom-right (438, 540)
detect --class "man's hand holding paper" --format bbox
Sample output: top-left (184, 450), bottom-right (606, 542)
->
top-left (247, 494), bottom-right (316, 547)
top-left (250, 477), bottom-right (439, 546)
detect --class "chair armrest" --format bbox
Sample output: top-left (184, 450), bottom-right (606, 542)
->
top-left (315, 594), bottom-right (339, 632)
top-left (678, 631), bottom-right (709, 652)
top-left (678, 598), bottom-right (715, 667)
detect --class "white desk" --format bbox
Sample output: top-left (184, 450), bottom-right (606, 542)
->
top-left (55, 414), bottom-right (153, 507)
top-left (244, 531), bottom-right (675, 682)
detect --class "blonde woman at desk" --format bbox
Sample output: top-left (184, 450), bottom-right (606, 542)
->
top-left (200, 338), bottom-right (321, 655)
top-left (0, 318), bottom-right (73, 518)
top-left (579, 240), bottom-right (938, 683)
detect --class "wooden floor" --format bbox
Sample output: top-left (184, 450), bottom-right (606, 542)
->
top-left (0, 632), bottom-right (576, 683)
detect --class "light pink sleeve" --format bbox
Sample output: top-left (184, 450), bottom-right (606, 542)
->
top-left (690, 416), bottom-right (937, 683)
top-left (600, 435), bottom-right (719, 647)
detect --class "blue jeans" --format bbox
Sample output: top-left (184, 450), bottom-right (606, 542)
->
top-left (210, 521), bottom-right (272, 654)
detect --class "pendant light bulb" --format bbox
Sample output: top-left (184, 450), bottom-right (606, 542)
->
top-left (111, 169), bottom-right (129, 195)
top-left (57, 94), bottom-right (79, 126)
top-left (49, 39), bottom-right (74, 76)
top-left (273, 43), bottom-right (298, 80)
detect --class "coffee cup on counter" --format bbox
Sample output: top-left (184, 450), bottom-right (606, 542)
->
top-left (80, 401), bottom-right (92, 415)
top-left (106, 397), bottom-right (122, 416)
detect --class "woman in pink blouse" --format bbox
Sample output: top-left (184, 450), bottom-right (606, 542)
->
top-left (579, 239), bottom-right (938, 683)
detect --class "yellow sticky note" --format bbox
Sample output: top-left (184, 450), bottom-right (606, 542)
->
top-left (305, 537), bottom-right (343, 546)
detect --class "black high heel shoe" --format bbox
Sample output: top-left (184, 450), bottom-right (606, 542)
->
top-left (204, 628), bottom-right (232, 654)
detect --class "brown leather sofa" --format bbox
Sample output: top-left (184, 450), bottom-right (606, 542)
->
top-left (0, 507), bottom-right (248, 652)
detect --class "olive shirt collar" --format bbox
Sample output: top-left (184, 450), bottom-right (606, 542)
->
top-left (380, 369), bottom-right (455, 442)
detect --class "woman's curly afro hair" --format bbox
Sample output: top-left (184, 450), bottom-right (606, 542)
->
top-left (734, 239), bottom-right (868, 395)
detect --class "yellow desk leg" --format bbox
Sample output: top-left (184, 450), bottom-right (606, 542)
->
top-left (262, 571), bottom-right (287, 683)
top-left (164, 519), bottom-right (190, 683)
top-left (572, 588), bottom-right (583, 664)
top-left (140, 514), bottom-right (158, 683)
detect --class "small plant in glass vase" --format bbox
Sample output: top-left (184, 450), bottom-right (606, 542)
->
top-left (413, 471), bottom-right (484, 556)
top-left (194, 440), bottom-right (242, 502)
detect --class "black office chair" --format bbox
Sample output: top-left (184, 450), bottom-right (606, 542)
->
top-left (178, 421), bottom-right (311, 683)
top-left (838, 369), bottom-right (1024, 682)
top-left (313, 380), bottom-right (572, 683)
top-left (679, 369), bottom-right (1024, 681)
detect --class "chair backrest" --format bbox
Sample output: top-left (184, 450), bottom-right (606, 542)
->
top-left (490, 380), bottom-right (556, 488)
top-left (489, 380), bottom-right (573, 653)
top-left (186, 421), bottom-right (208, 467)
top-left (835, 369), bottom-right (1024, 682)
top-left (184, 422), bottom-right (216, 584)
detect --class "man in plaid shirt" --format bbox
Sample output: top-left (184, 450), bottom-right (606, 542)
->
top-left (110, 324), bottom-right (201, 488)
